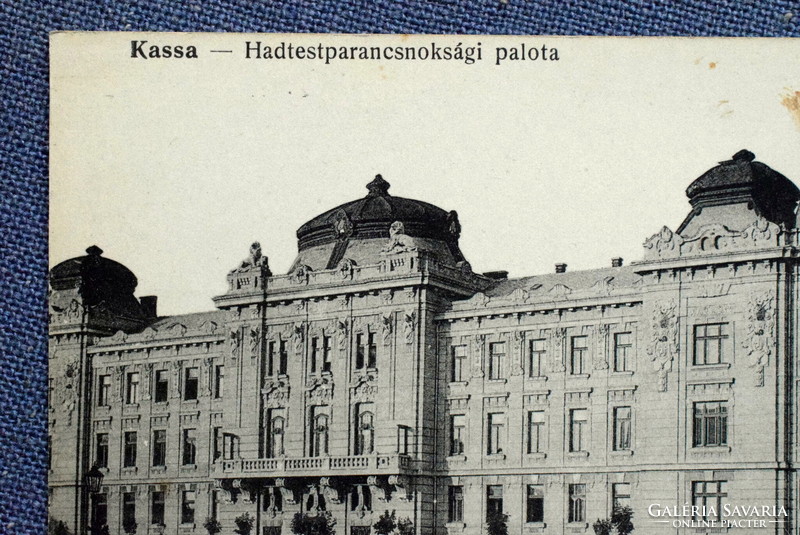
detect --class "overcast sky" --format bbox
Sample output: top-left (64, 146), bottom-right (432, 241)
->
top-left (50, 34), bottom-right (800, 316)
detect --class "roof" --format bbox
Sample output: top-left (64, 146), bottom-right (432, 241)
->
top-left (50, 245), bottom-right (138, 293)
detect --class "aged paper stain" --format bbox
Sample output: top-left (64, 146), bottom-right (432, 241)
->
top-left (781, 90), bottom-right (800, 129)
top-left (708, 62), bottom-right (717, 69)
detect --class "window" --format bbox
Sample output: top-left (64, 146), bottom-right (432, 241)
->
top-left (355, 403), bottom-right (375, 455)
top-left (527, 411), bottom-right (545, 454)
top-left (613, 406), bottom-right (632, 451)
top-left (529, 339), bottom-right (546, 378)
top-left (267, 340), bottom-right (288, 376)
top-left (570, 336), bottom-right (588, 375)
top-left (181, 490), bottom-right (196, 524)
top-left (569, 409), bottom-right (588, 452)
top-left (122, 491), bottom-right (135, 529)
top-left (397, 425), bottom-right (411, 455)
top-left (450, 415), bottom-right (465, 456)
top-left (612, 483), bottom-right (631, 510)
top-left (311, 407), bottom-right (329, 457)
top-left (212, 427), bottom-right (222, 462)
top-left (694, 323), bottom-right (729, 365)
top-left (151, 491), bottom-right (165, 525)
top-left (613, 332), bottom-right (632, 372)
top-left (692, 481), bottom-right (726, 520)
top-left (91, 493), bottom-right (107, 530)
top-left (182, 429), bottom-right (197, 465)
top-left (223, 434), bottom-right (237, 460)
top-left (448, 486), bottom-right (464, 523)
top-left (451, 345), bottom-right (467, 382)
top-left (152, 430), bottom-right (166, 466)
top-left (568, 484), bottom-right (586, 523)
top-left (267, 410), bottom-right (285, 458)
top-left (489, 342), bottom-right (506, 380)
top-left (310, 336), bottom-right (333, 374)
top-left (487, 413), bottom-right (505, 455)
top-left (96, 433), bottom-right (109, 468)
top-left (98, 375), bottom-right (111, 406)
top-left (125, 372), bottom-right (140, 404)
top-left (123, 431), bottom-right (137, 468)
top-left (154, 370), bottom-right (168, 403)
top-left (486, 485), bottom-right (503, 519)
top-left (214, 365), bottom-right (224, 398)
top-left (693, 401), bottom-right (728, 447)
top-left (355, 332), bottom-right (377, 370)
top-left (184, 367), bottom-right (198, 400)
top-left (526, 485), bottom-right (544, 523)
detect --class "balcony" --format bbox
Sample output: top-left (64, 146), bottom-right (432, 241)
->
top-left (219, 454), bottom-right (413, 478)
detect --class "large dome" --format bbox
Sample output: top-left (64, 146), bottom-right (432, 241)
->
top-left (50, 245), bottom-right (138, 293)
top-left (291, 175), bottom-right (465, 271)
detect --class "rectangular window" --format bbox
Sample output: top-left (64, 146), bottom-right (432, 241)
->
top-left (154, 370), bottom-right (168, 403)
top-left (310, 406), bottom-right (329, 457)
top-left (568, 484), bottom-right (586, 523)
top-left (98, 375), bottom-right (111, 406)
top-left (487, 413), bottom-right (505, 455)
top-left (310, 337), bottom-right (319, 373)
top-left (448, 486), bottom-right (464, 523)
top-left (267, 409), bottom-right (285, 458)
top-left (151, 491), bottom-right (165, 525)
top-left (123, 431), bottom-right (137, 468)
top-left (527, 410), bottom-right (545, 454)
top-left (184, 367), bottom-right (198, 400)
top-left (529, 339), bottom-right (546, 378)
top-left (693, 401), bottom-right (728, 447)
top-left (570, 336), bottom-right (588, 375)
top-left (489, 342), bottom-right (506, 380)
top-left (569, 409), bottom-right (588, 452)
top-left (355, 403), bottom-right (375, 455)
top-left (451, 345), bottom-right (467, 382)
top-left (450, 415), bottom-right (465, 456)
top-left (367, 332), bottom-right (377, 369)
top-left (181, 490), bottom-right (196, 524)
top-left (694, 323), bottom-right (729, 365)
top-left (612, 483), bottom-right (631, 510)
top-left (322, 335), bottom-right (332, 373)
top-left (355, 333), bottom-right (377, 370)
top-left (126, 372), bottom-right (140, 404)
top-left (122, 491), bottom-right (135, 530)
top-left (397, 425), bottom-right (411, 455)
top-left (613, 332), bottom-right (632, 372)
top-left (311, 336), bottom-right (332, 374)
top-left (613, 406), bottom-right (632, 451)
top-left (267, 340), bottom-right (288, 377)
top-left (223, 434), bottom-right (236, 460)
top-left (212, 427), bottom-right (222, 462)
top-left (152, 430), bottom-right (166, 467)
top-left (96, 433), bottom-right (109, 468)
top-left (182, 429), bottom-right (197, 465)
top-left (692, 481), bottom-right (727, 520)
top-left (526, 485), bottom-right (544, 523)
top-left (214, 365), bottom-right (224, 398)
top-left (486, 485), bottom-right (503, 519)
top-left (92, 493), bottom-right (108, 529)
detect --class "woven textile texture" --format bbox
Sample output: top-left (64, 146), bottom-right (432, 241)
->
top-left (1, 1), bottom-right (799, 533)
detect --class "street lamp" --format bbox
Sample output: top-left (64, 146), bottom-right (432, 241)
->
top-left (84, 465), bottom-right (104, 494)
top-left (83, 465), bottom-right (105, 535)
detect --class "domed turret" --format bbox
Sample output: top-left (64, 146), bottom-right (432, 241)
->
top-left (291, 176), bottom-right (465, 272)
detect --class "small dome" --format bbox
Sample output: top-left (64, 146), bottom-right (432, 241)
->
top-left (50, 245), bottom-right (138, 294)
top-left (296, 175), bottom-right (461, 251)
top-left (685, 150), bottom-right (800, 227)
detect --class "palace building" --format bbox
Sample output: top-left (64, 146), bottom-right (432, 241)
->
top-left (49, 150), bottom-right (800, 535)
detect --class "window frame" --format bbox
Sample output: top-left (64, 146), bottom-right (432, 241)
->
top-left (451, 345), bottom-right (467, 382)
top-left (613, 332), bottom-right (633, 372)
top-left (693, 401), bottom-right (729, 448)
top-left (568, 408), bottom-right (589, 453)
top-left (488, 341), bottom-right (506, 380)
top-left (693, 323), bottom-right (730, 366)
top-left (528, 338), bottom-right (546, 378)
top-left (613, 406), bottom-right (632, 452)
top-left (123, 431), bottom-right (137, 468)
top-left (526, 484), bottom-right (545, 524)
top-left (448, 485), bottom-right (464, 523)
top-left (570, 335), bottom-right (589, 375)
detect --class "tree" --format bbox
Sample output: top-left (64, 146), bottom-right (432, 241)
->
top-left (48, 517), bottom-right (73, 535)
top-left (203, 517), bottom-right (223, 535)
top-left (373, 510), bottom-right (396, 535)
top-left (486, 510), bottom-right (507, 535)
top-left (592, 518), bottom-right (612, 535)
top-left (396, 517), bottom-right (414, 535)
top-left (593, 506), bottom-right (634, 535)
top-left (291, 511), bottom-right (337, 535)
top-left (234, 513), bottom-right (255, 535)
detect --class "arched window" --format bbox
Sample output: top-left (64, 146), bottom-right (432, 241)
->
top-left (311, 411), bottom-right (329, 457)
top-left (356, 404), bottom-right (375, 455)
top-left (269, 415), bottom-right (285, 458)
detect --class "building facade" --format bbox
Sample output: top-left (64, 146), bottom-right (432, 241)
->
top-left (49, 150), bottom-right (800, 535)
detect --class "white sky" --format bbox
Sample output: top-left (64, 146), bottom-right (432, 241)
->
top-left (50, 34), bottom-right (800, 316)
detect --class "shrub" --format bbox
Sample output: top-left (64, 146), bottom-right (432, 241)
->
top-left (373, 510), bottom-right (396, 535)
top-left (486, 510), bottom-right (507, 535)
top-left (234, 513), bottom-right (255, 535)
top-left (203, 517), bottom-right (223, 535)
top-left (396, 517), bottom-right (414, 535)
top-left (291, 511), bottom-right (337, 535)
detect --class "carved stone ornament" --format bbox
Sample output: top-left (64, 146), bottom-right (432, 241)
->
top-left (333, 209), bottom-right (354, 239)
top-left (389, 475), bottom-right (412, 501)
top-left (335, 318), bottom-right (349, 350)
top-left (263, 378), bottom-right (290, 408)
top-left (230, 241), bottom-right (269, 274)
top-left (202, 358), bottom-right (214, 396)
top-left (643, 226), bottom-right (684, 261)
top-left (742, 292), bottom-right (776, 387)
top-left (114, 366), bottom-right (125, 400)
top-left (306, 375), bottom-right (333, 403)
top-left (511, 330), bottom-right (525, 376)
top-left (594, 324), bottom-right (610, 370)
top-left (351, 372), bottom-right (378, 402)
top-left (49, 297), bottom-right (84, 325)
top-left (380, 313), bottom-right (393, 345)
top-left (53, 357), bottom-right (80, 426)
top-left (171, 360), bottom-right (184, 398)
top-left (472, 334), bottom-right (485, 378)
top-left (403, 311), bottom-right (416, 345)
top-left (293, 264), bottom-right (312, 285)
top-left (292, 323), bottom-right (305, 354)
top-left (142, 363), bottom-right (154, 400)
top-left (336, 294), bottom-right (350, 310)
top-left (447, 210), bottom-right (461, 239)
top-left (646, 300), bottom-right (678, 392)
top-left (339, 258), bottom-right (356, 280)
top-left (229, 328), bottom-right (241, 359)
top-left (381, 221), bottom-right (418, 255)
top-left (552, 328), bottom-right (567, 373)
top-left (249, 326), bottom-right (261, 358)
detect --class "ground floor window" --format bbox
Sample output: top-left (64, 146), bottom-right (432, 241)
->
top-left (568, 484), bottom-right (586, 523)
top-left (486, 485), bottom-right (503, 520)
top-left (526, 485), bottom-right (544, 523)
top-left (448, 486), bottom-right (464, 523)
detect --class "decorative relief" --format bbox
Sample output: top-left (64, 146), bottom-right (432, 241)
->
top-left (696, 283), bottom-right (732, 298)
top-left (523, 391), bottom-right (550, 407)
top-left (49, 297), bottom-right (84, 325)
top-left (180, 412), bottom-right (200, 425)
top-left (483, 393), bottom-right (509, 408)
top-left (335, 318), bottom-right (349, 350)
top-left (229, 328), bottom-right (241, 359)
top-left (333, 209), bottom-right (353, 238)
top-left (166, 322), bottom-right (187, 338)
top-left (591, 276), bottom-right (616, 296)
top-left (511, 330), bottom-right (525, 376)
top-left (565, 389), bottom-right (592, 404)
top-left (230, 242), bottom-right (269, 273)
top-left (549, 284), bottom-right (572, 298)
top-left (170, 360), bottom-right (183, 399)
top-left (381, 290), bottom-right (394, 304)
top-left (646, 300), bottom-right (679, 392)
top-left (552, 328), bottom-right (566, 373)
top-left (687, 380), bottom-right (734, 396)
top-left (404, 287), bottom-right (417, 302)
top-left (594, 324), bottom-right (610, 371)
top-left (607, 388), bottom-right (636, 402)
top-left (202, 358), bottom-right (214, 396)
top-left (743, 292), bottom-right (775, 387)
top-left (336, 295), bottom-right (350, 310)
top-left (142, 363), bottom-right (154, 401)
top-left (109, 330), bottom-right (128, 344)
top-left (467, 292), bottom-right (490, 308)
top-left (643, 226), bottom-right (684, 260)
top-left (249, 326), bottom-right (261, 358)
top-left (402, 312), bottom-right (416, 345)
top-left (472, 334), bottom-right (485, 378)
top-left (292, 323), bottom-right (305, 354)
top-left (53, 357), bottom-right (80, 426)
top-left (338, 258), bottom-right (356, 280)
top-left (293, 265), bottom-right (312, 285)
top-left (351, 372), bottom-right (378, 403)
top-left (381, 221), bottom-right (418, 255)
top-left (380, 313), bottom-right (393, 345)
top-left (306, 375), bottom-right (333, 403)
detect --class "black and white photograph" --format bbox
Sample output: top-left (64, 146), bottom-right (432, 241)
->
top-left (48, 33), bottom-right (800, 535)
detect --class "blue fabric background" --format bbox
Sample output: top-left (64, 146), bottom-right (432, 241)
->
top-left (1, 1), bottom-right (798, 533)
